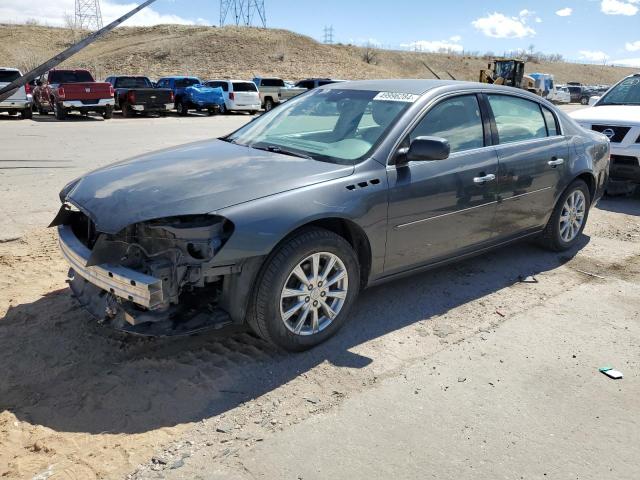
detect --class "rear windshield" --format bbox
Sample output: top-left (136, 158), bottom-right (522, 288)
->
top-left (115, 76), bottom-right (152, 88)
top-left (259, 78), bottom-right (284, 87)
top-left (0, 70), bottom-right (20, 83)
top-left (232, 82), bottom-right (258, 92)
top-left (175, 78), bottom-right (200, 88)
top-left (49, 71), bottom-right (94, 83)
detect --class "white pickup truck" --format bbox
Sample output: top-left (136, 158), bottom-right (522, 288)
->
top-left (252, 77), bottom-right (306, 111)
top-left (0, 67), bottom-right (33, 119)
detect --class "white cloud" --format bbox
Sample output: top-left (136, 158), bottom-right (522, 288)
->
top-left (579, 50), bottom-right (610, 62)
top-left (611, 57), bottom-right (640, 67)
top-left (535, 17), bottom-right (543, 23)
top-left (626, 40), bottom-right (640, 51)
top-left (0, 0), bottom-right (204, 27)
top-left (449, 35), bottom-right (462, 42)
top-left (556, 7), bottom-right (573, 16)
top-left (401, 39), bottom-right (464, 53)
top-left (472, 12), bottom-right (536, 38)
top-left (601, 0), bottom-right (639, 16)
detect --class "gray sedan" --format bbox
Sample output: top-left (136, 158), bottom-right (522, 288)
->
top-left (52, 80), bottom-right (610, 351)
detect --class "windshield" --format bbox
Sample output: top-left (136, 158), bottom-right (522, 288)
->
top-left (0, 71), bottom-right (20, 83)
top-left (115, 76), bottom-right (152, 88)
top-left (49, 70), bottom-right (94, 83)
top-left (226, 88), bottom-right (412, 165)
top-left (598, 76), bottom-right (640, 105)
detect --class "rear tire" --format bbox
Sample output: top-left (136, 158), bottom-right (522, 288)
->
top-left (539, 180), bottom-right (591, 251)
top-left (176, 101), bottom-right (188, 116)
top-left (102, 105), bottom-right (113, 119)
top-left (248, 227), bottom-right (360, 352)
top-left (120, 102), bottom-right (132, 118)
top-left (21, 108), bottom-right (32, 119)
top-left (264, 98), bottom-right (274, 112)
top-left (53, 102), bottom-right (66, 120)
top-left (580, 96), bottom-right (589, 105)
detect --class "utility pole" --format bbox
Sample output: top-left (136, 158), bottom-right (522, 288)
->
top-left (75, 0), bottom-right (104, 30)
top-left (323, 25), bottom-right (334, 44)
top-left (220, 0), bottom-right (267, 27)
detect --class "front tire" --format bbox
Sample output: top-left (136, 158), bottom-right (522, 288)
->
top-left (102, 105), bottom-right (113, 119)
top-left (539, 180), bottom-right (591, 251)
top-left (249, 228), bottom-right (360, 351)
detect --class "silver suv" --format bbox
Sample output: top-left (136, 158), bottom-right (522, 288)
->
top-left (0, 67), bottom-right (32, 119)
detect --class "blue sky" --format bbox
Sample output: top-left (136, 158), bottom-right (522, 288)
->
top-left (2, 0), bottom-right (640, 66)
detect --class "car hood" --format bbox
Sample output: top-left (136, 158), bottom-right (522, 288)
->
top-left (569, 105), bottom-right (640, 125)
top-left (64, 139), bottom-right (354, 234)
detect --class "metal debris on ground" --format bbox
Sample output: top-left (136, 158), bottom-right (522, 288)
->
top-left (599, 367), bottom-right (623, 379)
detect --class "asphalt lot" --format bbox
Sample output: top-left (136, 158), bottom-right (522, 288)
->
top-left (1, 104), bottom-right (639, 479)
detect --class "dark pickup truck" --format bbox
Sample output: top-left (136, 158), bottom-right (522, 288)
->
top-left (105, 76), bottom-right (174, 117)
top-left (33, 69), bottom-right (115, 120)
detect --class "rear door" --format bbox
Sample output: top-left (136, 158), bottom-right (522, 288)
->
top-left (231, 82), bottom-right (259, 105)
top-left (485, 94), bottom-right (569, 236)
top-left (385, 94), bottom-right (499, 272)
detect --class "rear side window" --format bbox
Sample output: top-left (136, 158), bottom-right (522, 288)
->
top-left (49, 71), bottom-right (94, 83)
top-left (488, 95), bottom-right (547, 144)
top-left (232, 82), bottom-right (257, 92)
top-left (0, 71), bottom-right (21, 83)
top-left (410, 95), bottom-right (485, 154)
top-left (541, 107), bottom-right (559, 136)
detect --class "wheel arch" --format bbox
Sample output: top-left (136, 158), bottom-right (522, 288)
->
top-left (574, 171), bottom-right (596, 200)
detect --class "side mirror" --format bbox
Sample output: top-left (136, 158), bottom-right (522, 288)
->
top-left (397, 136), bottom-right (450, 164)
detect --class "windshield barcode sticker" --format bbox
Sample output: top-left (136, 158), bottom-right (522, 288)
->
top-left (374, 92), bottom-right (420, 102)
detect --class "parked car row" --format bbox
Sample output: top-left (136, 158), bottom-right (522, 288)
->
top-left (0, 68), bottom-right (347, 120)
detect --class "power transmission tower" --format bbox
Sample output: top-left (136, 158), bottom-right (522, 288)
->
top-left (220, 0), bottom-right (267, 27)
top-left (75, 0), bottom-right (104, 30)
top-left (323, 25), bottom-right (334, 44)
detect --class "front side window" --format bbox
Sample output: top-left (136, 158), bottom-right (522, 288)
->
top-left (488, 95), bottom-right (547, 144)
top-left (409, 95), bottom-right (485, 154)
top-left (598, 76), bottom-right (640, 106)
top-left (227, 88), bottom-right (411, 164)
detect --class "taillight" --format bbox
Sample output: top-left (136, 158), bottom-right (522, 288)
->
top-left (169, 91), bottom-right (174, 102)
top-left (128, 91), bottom-right (136, 104)
top-left (58, 87), bottom-right (65, 100)
top-left (25, 83), bottom-right (32, 94)
top-left (229, 92), bottom-right (235, 101)
top-left (109, 85), bottom-right (115, 96)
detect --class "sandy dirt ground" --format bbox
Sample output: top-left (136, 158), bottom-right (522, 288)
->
top-left (1, 107), bottom-right (639, 479)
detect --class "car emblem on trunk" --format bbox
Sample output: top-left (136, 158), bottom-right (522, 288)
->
top-left (602, 128), bottom-right (615, 140)
top-left (85, 88), bottom-right (91, 93)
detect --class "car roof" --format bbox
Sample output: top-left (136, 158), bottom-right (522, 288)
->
top-left (320, 79), bottom-right (505, 95)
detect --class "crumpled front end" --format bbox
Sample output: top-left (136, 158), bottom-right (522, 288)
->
top-left (52, 203), bottom-right (242, 336)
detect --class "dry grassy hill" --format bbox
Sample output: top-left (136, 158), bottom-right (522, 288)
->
top-left (0, 23), bottom-right (637, 85)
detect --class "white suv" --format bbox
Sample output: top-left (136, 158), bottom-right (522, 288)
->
top-left (0, 67), bottom-right (32, 119)
top-left (204, 80), bottom-right (261, 114)
top-left (570, 73), bottom-right (640, 184)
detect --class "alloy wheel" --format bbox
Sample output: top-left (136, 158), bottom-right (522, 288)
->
top-left (559, 190), bottom-right (586, 242)
top-left (280, 252), bottom-right (349, 336)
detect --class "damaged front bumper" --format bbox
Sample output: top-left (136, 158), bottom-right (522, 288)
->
top-left (58, 224), bottom-right (164, 308)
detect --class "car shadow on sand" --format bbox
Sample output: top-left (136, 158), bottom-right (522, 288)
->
top-left (597, 191), bottom-right (640, 216)
top-left (0, 237), bottom-right (588, 435)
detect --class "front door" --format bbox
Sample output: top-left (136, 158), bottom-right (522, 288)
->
top-left (485, 94), bottom-right (569, 236)
top-left (385, 94), bottom-right (499, 273)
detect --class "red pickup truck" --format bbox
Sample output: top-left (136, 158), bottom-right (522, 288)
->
top-left (33, 69), bottom-right (115, 120)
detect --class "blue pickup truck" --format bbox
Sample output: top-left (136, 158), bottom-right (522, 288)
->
top-left (156, 76), bottom-right (225, 115)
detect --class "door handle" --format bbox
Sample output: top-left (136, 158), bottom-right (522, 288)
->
top-left (548, 158), bottom-right (565, 167)
top-left (473, 174), bottom-right (496, 184)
